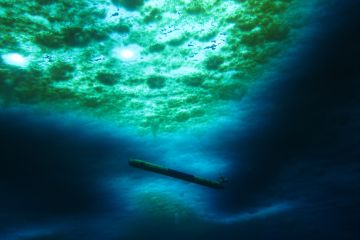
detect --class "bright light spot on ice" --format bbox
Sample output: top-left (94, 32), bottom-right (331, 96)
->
top-left (113, 45), bottom-right (142, 62)
top-left (120, 49), bottom-right (134, 59)
top-left (1, 53), bottom-right (29, 67)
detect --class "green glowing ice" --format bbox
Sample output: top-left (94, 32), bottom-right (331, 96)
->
top-left (0, 0), bottom-right (315, 134)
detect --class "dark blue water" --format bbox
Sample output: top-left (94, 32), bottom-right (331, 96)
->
top-left (0, 1), bottom-right (359, 239)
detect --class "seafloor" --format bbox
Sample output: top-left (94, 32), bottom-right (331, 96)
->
top-left (0, 0), bottom-right (359, 240)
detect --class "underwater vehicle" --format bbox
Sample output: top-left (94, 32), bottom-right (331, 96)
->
top-left (128, 159), bottom-right (225, 189)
